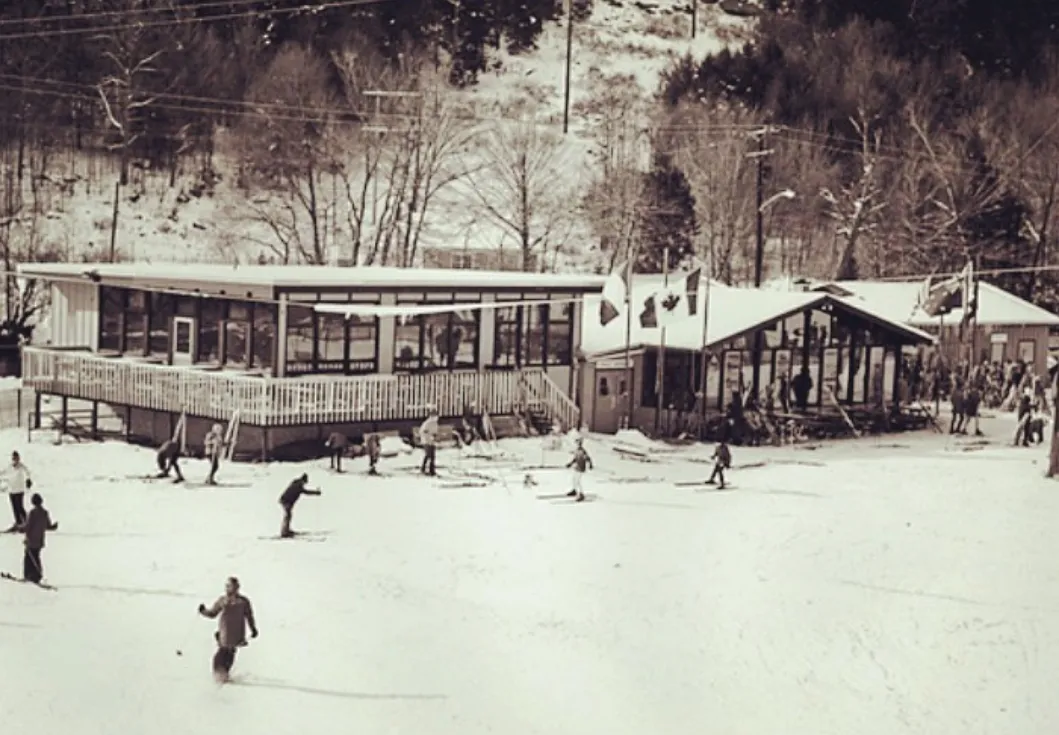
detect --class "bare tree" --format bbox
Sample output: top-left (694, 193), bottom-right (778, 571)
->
top-left (462, 109), bottom-right (577, 272)
top-left (237, 45), bottom-right (336, 264)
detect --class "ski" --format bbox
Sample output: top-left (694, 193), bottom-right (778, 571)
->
top-left (184, 482), bottom-right (253, 490)
top-left (550, 494), bottom-right (598, 504)
top-left (257, 532), bottom-right (327, 542)
top-left (0, 571), bottom-right (57, 590)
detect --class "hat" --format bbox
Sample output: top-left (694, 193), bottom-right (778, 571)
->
top-left (30, 493), bottom-right (42, 506)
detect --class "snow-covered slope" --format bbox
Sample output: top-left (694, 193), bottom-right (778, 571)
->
top-left (3, 418), bottom-right (1059, 734)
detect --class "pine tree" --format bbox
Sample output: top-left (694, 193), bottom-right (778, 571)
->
top-left (636, 154), bottom-right (698, 274)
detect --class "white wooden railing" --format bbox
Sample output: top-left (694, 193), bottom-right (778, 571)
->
top-left (21, 346), bottom-right (579, 428)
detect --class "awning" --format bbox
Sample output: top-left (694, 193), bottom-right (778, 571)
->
top-left (312, 296), bottom-right (582, 319)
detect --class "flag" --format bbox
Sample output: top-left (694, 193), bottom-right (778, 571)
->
top-left (921, 276), bottom-right (961, 317)
top-left (599, 261), bottom-right (629, 326)
top-left (639, 295), bottom-right (658, 328)
top-left (685, 268), bottom-right (701, 316)
top-left (959, 260), bottom-right (977, 326)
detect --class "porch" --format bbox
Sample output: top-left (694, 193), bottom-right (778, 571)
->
top-left (21, 346), bottom-right (580, 431)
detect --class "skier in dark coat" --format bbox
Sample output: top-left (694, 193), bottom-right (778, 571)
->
top-left (791, 368), bottom-right (813, 412)
top-left (156, 439), bottom-right (185, 482)
top-left (706, 441), bottom-right (732, 489)
top-left (278, 473), bottom-right (322, 538)
top-left (198, 576), bottom-right (257, 683)
top-left (364, 433), bottom-right (382, 475)
top-left (325, 432), bottom-right (349, 472)
top-left (21, 493), bottom-right (58, 584)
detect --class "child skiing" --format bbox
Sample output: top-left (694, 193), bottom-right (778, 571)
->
top-left (325, 432), bottom-right (349, 472)
top-left (21, 493), bottom-right (57, 585)
top-left (203, 424), bottom-right (225, 485)
top-left (156, 439), bottom-right (185, 482)
top-left (198, 576), bottom-right (258, 683)
top-left (565, 438), bottom-right (593, 502)
top-left (365, 433), bottom-right (381, 475)
top-left (5, 451), bottom-right (32, 532)
top-left (278, 473), bottom-right (322, 538)
top-left (706, 440), bottom-right (732, 489)
top-left (419, 409), bottom-right (439, 477)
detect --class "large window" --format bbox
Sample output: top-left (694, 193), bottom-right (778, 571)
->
top-left (99, 287), bottom-right (124, 352)
top-left (490, 294), bottom-right (576, 368)
top-left (199, 300), bottom-right (223, 363)
top-left (253, 305), bottom-right (275, 371)
top-left (316, 313), bottom-right (346, 371)
top-left (224, 302), bottom-right (251, 367)
top-left (394, 293), bottom-right (480, 371)
top-left (124, 290), bottom-right (147, 355)
top-left (283, 296), bottom-right (379, 375)
top-left (348, 312), bottom-right (377, 372)
top-left (285, 304), bottom-right (315, 373)
top-left (149, 292), bottom-right (174, 357)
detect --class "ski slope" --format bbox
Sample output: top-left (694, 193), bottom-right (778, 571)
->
top-left (1, 421), bottom-right (1058, 735)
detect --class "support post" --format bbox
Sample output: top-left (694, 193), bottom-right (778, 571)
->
top-left (34, 390), bottom-right (41, 430)
top-left (108, 180), bottom-right (120, 262)
top-left (59, 396), bottom-right (68, 438)
top-left (125, 405), bottom-right (132, 441)
top-left (562, 0), bottom-right (575, 135)
top-left (91, 400), bottom-right (99, 440)
top-left (691, 0), bottom-right (697, 38)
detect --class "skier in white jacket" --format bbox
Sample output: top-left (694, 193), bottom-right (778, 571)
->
top-left (5, 451), bottom-right (32, 532)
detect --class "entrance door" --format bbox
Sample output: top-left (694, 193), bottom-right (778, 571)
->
top-left (592, 369), bottom-right (629, 434)
top-left (172, 317), bottom-right (196, 366)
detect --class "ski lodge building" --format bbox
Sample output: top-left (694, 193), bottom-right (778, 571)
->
top-left (577, 277), bottom-right (936, 436)
top-left (18, 262), bottom-right (605, 457)
top-left (812, 280), bottom-right (1059, 377)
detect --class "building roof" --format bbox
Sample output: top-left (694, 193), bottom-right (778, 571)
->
top-left (819, 280), bottom-right (1059, 327)
top-left (581, 279), bottom-right (935, 357)
top-left (16, 262), bottom-right (607, 293)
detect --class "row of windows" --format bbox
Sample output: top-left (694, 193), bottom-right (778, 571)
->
top-left (98, 288), bottom-right (576, 373)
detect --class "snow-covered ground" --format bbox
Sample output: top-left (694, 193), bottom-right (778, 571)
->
top-left (4, 416), bottom-right (1058, 735)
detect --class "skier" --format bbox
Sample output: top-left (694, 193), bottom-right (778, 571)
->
top-left (792, 368), bottom-right (812, 412)
top-left (203, 423), bottom-right (225, 485)
top-left (156, 438), bottom-right (185, 482)
top-left (949, 377), bottom-right (966, 434)
top-left (325, 432), bottom-right (349, 472)
top-left (706, 440), bottom-right (732, 489)
top-left (964, 379), bottom-right (983, 437)
top-left (21, 493), bottom-right (57, 585)
top-left (198, 576), bottom-right (258, 683)
top-left (419, 409), bottom-right (439, 477)
top-left (5, 451), bottom-right (32, 532)
top-left (565, 438), bottom-right (593, 502)
top-left (278, 473), bottom-right (322, 538)
top-left (364, 433), bottom-right (381, 475)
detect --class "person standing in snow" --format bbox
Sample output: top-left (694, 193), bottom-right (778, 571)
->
top-left (198, 576), bottom-right (258, 683)
top-left (706, 440), bottom-right (732, 489)
top-left (5, 451), bottom-right (32, 532)
top-left (203, 424), bottom-right (225, 485)
top-left (156, 439), bottom-right (185, 482)
top-left (278, 473), bottom-right (322, 538)
top-left (21, 493), bottom-right (58, 584)
top-left (365, 433), bottom-right (382, 475)
top-left (325, 432), bottom-right (349, 473)
top-left (565, 438), bottom-right (593, 502)
top-left (418, 409), bottom-right (439, 477)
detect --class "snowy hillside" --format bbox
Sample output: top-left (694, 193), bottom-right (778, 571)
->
top-left (8, 1), bottom-right (749, 270)
top-left (4, 416), bottom-right (1059, 734)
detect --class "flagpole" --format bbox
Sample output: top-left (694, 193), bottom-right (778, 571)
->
top-left (622, 254), bottom-right (634, 430)
top-left (970, 256), bottom-right (980, 372)
top-left (698, 251), bottom-right (713, 440)
top-left (654, 247), bottom-right (669, 435)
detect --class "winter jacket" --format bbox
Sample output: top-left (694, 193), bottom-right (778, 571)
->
top-left (202, 594), bottom-right (256, 648)
top-left (567, 448), bottom-right (593, 473)
top-left (5, 462), bottom-right (31, 495)
top-left (279, 478), bottom-right (320, 508)
top-left (325, 432), bottom-right (349, 451)
top-left (713, 443), bottom-right (732, 468)
top-left (419, 416), bottom-right (439, 447)
top-left (23, 506), bottom-right (56, 550)
top-left (158, 440), bottom-right (180, 462)
top-left (204, 430), bottom-right (223, 459)
top-left (365, 434), bottom-right (381, 459)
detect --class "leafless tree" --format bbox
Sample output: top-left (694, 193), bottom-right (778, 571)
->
top-left (236, 44), bottom-right (337, 264)
top-left (462, 108), bottom-right (578, 272)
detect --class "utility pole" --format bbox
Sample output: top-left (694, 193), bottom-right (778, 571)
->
top-left (108, 180), bottom-right (120, 262)
top-left (691, 0), bottom-right (698, 38)
top-left (751, 129), bottom-right (766, 400)
top-left (562, 0), bottom-right (575, 134)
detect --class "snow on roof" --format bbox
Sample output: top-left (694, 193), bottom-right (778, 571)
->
top-left (825, 280), bottom-right (1059, 327)
top-left (17, 262), bottom-right (607, 292)
top-left (581, 278), bottom-right (934, 356)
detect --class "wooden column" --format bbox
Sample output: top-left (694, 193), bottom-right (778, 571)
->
top-left (846, 329), bottom-right (858, 404)
top-left (59, 396), bottom-right (68, 437)
top-left (91, 401), bottom-right (99, 440)
top-left (33, 391), bottom-right (41, 430)
top-left (890, 344), bottom-right (902, 408)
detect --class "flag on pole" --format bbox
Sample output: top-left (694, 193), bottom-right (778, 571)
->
top-left (959, 260), bottom-right (976, 326)
top-left (639, 295), bottom-right (658, 328)
top-left (599, 261), bottom-right (629, 326)
top-left (685, 268), bottom-right (701, 316)
top-left (921, 276), bottom-right (961, 317)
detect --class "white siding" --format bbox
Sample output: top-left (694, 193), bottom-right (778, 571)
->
top-left (49, 281), bottom-right (99, 349)
top-left (377, 293), bottom-right (397, 374)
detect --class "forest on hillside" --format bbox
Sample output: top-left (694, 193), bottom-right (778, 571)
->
top-left (2, 0), bottom-right (1059, 309)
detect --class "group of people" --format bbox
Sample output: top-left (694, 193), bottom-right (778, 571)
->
top-left (155, 422), bottom-right (227, 485)
top-left (3, 450), bottom-right (59, 585)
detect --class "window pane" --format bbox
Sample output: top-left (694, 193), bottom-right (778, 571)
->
top-left (225, 320), bottom-right (248, 367)
top-left (316, 313), bottom-right (346, 372)
top-left (546, 300), bottom-right (573, 366)
top-left (99, 287), bottom-right (124, 352)
top-left (149, 293), bottom-right (174, 357)
top-left (523, 303), bottom-right (546, 365)
top-left (285, 305), bottom-right (314, 373)
top-left (175, 296), bottom-right (197, 318)
top-left (451, 308), bottom-right (478, 368)
top-left (349, 314), bottom-right (377, 372)
top-left (253, 305), bottom-right (275, 371)
top-left (227, 302), bottom-right (251, 322)
top-left (422, 313), bottom-right (450, 369)
top-left (199, 300), bottom-right (223, 363)
top-left (492, 306), bottom-right (519, 367)
top-left (125, 290), bottom-right (147, 355)
top-left (394, 317), bottom-right (421, 370)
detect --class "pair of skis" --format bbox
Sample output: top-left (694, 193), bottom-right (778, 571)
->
top-left (0, 571), bottom-right (57, 591)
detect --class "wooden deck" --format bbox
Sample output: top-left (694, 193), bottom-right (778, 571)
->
top-left (21, 346), bottom-right (581, 430)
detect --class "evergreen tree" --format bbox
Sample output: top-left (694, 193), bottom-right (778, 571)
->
top-left (636, 154), bottom-right (698, 274)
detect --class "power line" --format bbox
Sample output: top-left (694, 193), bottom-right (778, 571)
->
top-left (0, 0), bottom-right (306, 28)
top-left (0, 0), bottom-right (393, 42)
